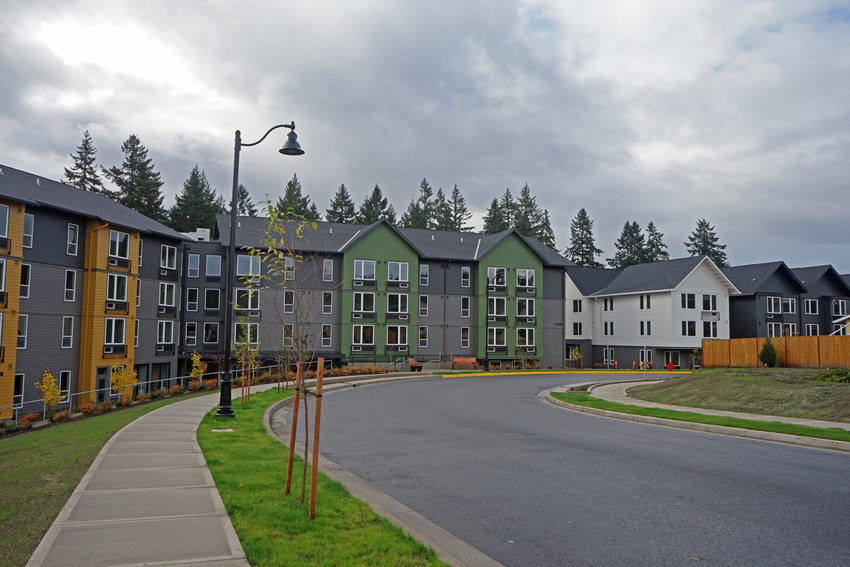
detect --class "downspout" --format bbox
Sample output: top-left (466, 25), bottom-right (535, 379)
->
top-left (442, 261), bottom-right (449, 368)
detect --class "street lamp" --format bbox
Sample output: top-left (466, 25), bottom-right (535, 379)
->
top-left (216, 122), bottom-right (304, 418)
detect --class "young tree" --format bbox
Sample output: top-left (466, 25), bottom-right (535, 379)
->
top-left (685, 218), bottom-right (728, 267)
top-left (36, 368), bottom-right (67, 419)
top-left (236, 184), bottom-right (258, 216)
top-left (103, 134), bottom-right (167, 223)
top-left (276, 173), bottom-right (321, 221)
top-left (607, 221), bottom-right (646, 269)
top-left (482, 198), bottom-right (508, 233)
top-left (440, 184), bottom-right (473, 232)
top-left (564, 208), bottom-right (604, 267)
top-left (325, 184), bottom-right (357, 223)
top-left (400, 178), bottom-right (434, 229)
top-left (64, 130), bottom-right (111, 196)
top-left (110, 366), bottom-right (138, 406)
top-left (644, 221), bottom-right (669, 262)
top-left (356, 184), bottom-right (396, 224)
top-left (168, 165), bottom-right (226, 232)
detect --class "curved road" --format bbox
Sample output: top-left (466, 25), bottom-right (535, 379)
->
top-left (310, 374), bottom-right (850, 566)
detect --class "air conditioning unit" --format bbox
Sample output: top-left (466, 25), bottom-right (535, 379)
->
top-left (103, 346), bottom-right (113, 354)
top-left (106, 302), bottom-right (116, 310)
top-left (528, 317), bottom-right (535, 324)
top-left (158, 307), bottom-right (166, 314)
top-left (249, 311), bottom-right (260, 317)
top-left (399, 282), bottom-right (409, 289)
top-left (487, 347), bottom-right (496, 353)
top-left (398, 346), bottom-right (408, 352)
top-left (108, 258), bottom-right (118, 266)
top-left (526, 347), bottom-right (536, 353)
top-left (488, 286), bottom-right (496, 292)
top-left (488, 317), bottom-right (496, 322)
top-left (399, 314), bottom-right (408, 320)
top-left (157, 344), bottom-right (164, 352)
top-left (352, 346), bottom-right (362, 352)
top-left (352, 313), bottom-right (362, 319)
top-left (526, 288), bottom-right (536, 294)
top-left (767, 314), bottom-right (774, 319)
top-left (353, 280), bottom-right (363, 287)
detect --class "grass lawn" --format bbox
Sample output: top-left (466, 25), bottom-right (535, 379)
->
top-left (0, 392), bottom-right (214, 567)
top-left (197, 388), bottom-right (446, 567)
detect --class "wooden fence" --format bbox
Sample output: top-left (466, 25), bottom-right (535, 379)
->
top-left (703, 335), bottom-right (850, 368)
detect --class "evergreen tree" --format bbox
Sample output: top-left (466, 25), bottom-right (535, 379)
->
top-left (236, 184), bottom-right (258, 216)
top-left (64, 130), bottom-right (111, 196)
top-left (103, 134), bottom-right (167, 222)
top-left (400, 178), bottom-right (433, 228)
top-left (513, 183), bottom-right (539, 237)
top-left (356, 184), bottom-right (396, 224)
top-left (325, 184), bottom-right (357, 223)
top-left (644, 221), bottom-right (669, 262)
top-left (564, 208), bottom-right (604, 267)
top-left (536, 210), bottom-right (557, 249)
top-left (442, 185), bottom-right (473, 232)
top-left (498, 188), bottom-right (517, 228)
top-left (168, 165), bottom-right (226, 232)
top-left (275, 173), bottom-right (320, 220)
top-left (607, 221), bottom-right (646, 269)
top-left (431, 188), bottom-right (451, 230)
top-left (685, 218), bottom-right (728, 267)
top-left (482, 198), bottom-right (508, 233)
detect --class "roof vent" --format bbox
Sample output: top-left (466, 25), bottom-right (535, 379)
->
top-left (460, 237), bottom-right (463, 242)
top-left (0, 168), bottom-right (4, 175)
top-left (431, 235), bottom-right (435, 240)
top-left (329, 228), bottom-right (333, 234)
top-left (237, 221), bottom-right (241, 228)
top-left (36, 178), bottom-right (40, 185)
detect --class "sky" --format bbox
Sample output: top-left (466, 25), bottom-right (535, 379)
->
top-left (1, 1), bottom-right (849, 272)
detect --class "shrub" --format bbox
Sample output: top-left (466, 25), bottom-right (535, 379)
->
top-left (136, 392), bottom-right (151, 403)
top-left (187, 380), bottom-right (203, 392)
top-left (52, 409), bottom-right (71, 423)
top-left (203, 379), bottom-right (218, 390)
top-left (99, 401), bottom-right (115, 413)
top-left (150, 389), bottom-right (163, 399)
top-left (19, 413), bottom-right (40, 428)
top-left (170, 385), bottom-right (184, 396)
top-left (79, 402), bottom-right (100, 416)
top-left (808, 368), bottom-right (850, 383)
top-left (759, 337), bottom-right (779, 367)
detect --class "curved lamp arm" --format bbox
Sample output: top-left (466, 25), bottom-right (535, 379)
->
top-left (240, 121), bottom-right (296, 147)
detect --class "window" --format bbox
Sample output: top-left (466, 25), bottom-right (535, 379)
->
top-left (134, 319), bottom-right (139, 347)
top-left (487, 266), bottom-right (506, 286)
top-left (461, 296), bottom-right (471, 318)
top-left (283, 324), bottom-right (294, 347)
top-left (387, 261), bottom-right (409, 282)
top-left (323, 259), bottom-right (334, 282)
top-left (603, 321), bottom-right (614, 336)
top-left (487, 327), bottom-right (506, 347)
top-left (833, 299), bottom-right (847, 317)
top-left (20, 264), bottom-right (31, 298)
top-left (64, 270), bottom-right (76, 302)
top-left (283, 290), bottom-right (294, 313)
top-left (767, 322), bottom-right (782, 337)
top-left (681, 293), bottom-right (695, 309)
top-left (461, 327), bottom-right (470, 348)
top-left (640, 294), bottom-right (651, 310)
top-left (235, 288), bottom-right (259, 310)
top-left (17, 314), bottom-right (28, 349)
top-left (283, 256), bottom-right (295, 280)
top-left (354, 259), bottom-right (376, 281)
top-left (517, 268), bottom-right (535, 288)
top-left (387, 293), bottom-right (408, 314)
top-left (488, 297), bottom-right (506, 317)
top-left (419, 264), bottom-right (429, 286)
top-left (352, 325), bottom-right (374, 345)
top-left (108, 274), bottom-right (128, 301)
top-left (419, 295), bottom-right (428, 317)
top-left (603, 297), bottom-right (614, 311)
top-left (640, 349), bottom-right (653, 365)
top-left (235, 322), bottom-right (258, 344)
top-left (782, 323), bottom-right (797, 337)
top-left (13, 373), bottom-right (23, 409)
top-left (321, 324), bottom-right (332, 347)
top-left (573, 322), bottom-right (583, 336)
top-left (136, 279), bottom-right (141, 307)
top-left (204, 322), bottom-right (219, 343)
top-left (159, 282), bottom-right (175, 306)
top-left (834, 324), bottom-right (848, 336)
top-left (186, 322), bottom-right (197, 347)
top-left (236, 255), bottom-right (260, 277)
top-left (0, 204), bottom-right (8, 237)
top-left (387, 325), bottom-right (408, 346)
top-left (353, 292), bottom-right (375, 313)
top-left (603, 347), bottom-right (615, 366)
top-left (67, 224), bottom-right (79, 255)
top-left (703, 294), bottom-right (718, 311)
top-left (461, 266), bottom-right (471, 288)
top-left (640, 321), bottom-right (651, 336)
top-left (0, 259), bottom-right (4, 291)
top-left (573, 300), bottom-right (582, 313)
top-left (138, 239), bottom-right (143, 267)
top-left (206, 255), bottom-right (222, 277)
top-left (517, 328), bottom-right (535, 347)
top-left (419, 326), bottom-right (428, 348)
top-left (62, 316), bottom-right (74, 348)
top-left (322, 291), bottom-right (333, 314)
top-left (703, 321), bottom-right (718, 338)
top-left (782, 297), bottom-right (796, 314)
top-left (187, 288), bottom-right (198, 311)
top-left (157, 320), bottom-right (174, 344)
top-left (104, 318), bottom-right (125, 345)
top-left (23, 213), bottom-right (34, 248)
top-left (767, 296), bottom-right (781, 314)
top-left (109, 230), bottom-right (130, 259)
top-left (187, 254), bottom-right (200, 278)
top-left (805, 323), bottom-right (819, 336)
top-left (205, 289), bottom-right (220, 310)
top-left (59, 370), bottom-right (71, 397)
top-left (681, 321), bottom-right (696, 336)
top-left (517, 298), bottom-right (535, 317)
top-left (664, 351), bottom-right (680, 368)
top-left (160, 245), bottom-right (177, 270)
top-left (805, 299), bottom-right (818, 315)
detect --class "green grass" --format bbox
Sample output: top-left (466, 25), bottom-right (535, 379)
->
top-left (0, 393), bottom-right (214, 567)
top-left (551, 390), bottom-right (850, 442)
top-left (197, 388), bottom-right (447, 567)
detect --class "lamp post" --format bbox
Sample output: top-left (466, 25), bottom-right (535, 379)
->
top-left (216, 122), bottom-right (304, 418)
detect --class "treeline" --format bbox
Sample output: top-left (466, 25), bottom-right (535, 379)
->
top-left (62, 131), bottom-right (728, 267)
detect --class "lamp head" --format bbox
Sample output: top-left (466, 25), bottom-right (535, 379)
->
top-left (279, 123), bottom-right (305, 156)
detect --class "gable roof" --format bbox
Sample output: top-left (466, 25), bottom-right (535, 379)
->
top-left (791, 265), bottom-right (850, 296)
top-left (0, 164), bottom-right (187, 241)
top-left (592, 256), bottom-right (739, 296)
top-left (565, 266), bottom-right (622, 295)
top-left (721, 261), bottom-right (806, 295)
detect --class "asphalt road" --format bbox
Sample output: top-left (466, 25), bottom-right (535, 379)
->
top-left (310, 373), bottom-right (850, 566)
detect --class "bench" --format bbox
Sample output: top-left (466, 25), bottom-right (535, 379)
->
top-left (452, 356), bottom-right (477, 370)
top-left (408, 358), bottom-right (423, 372)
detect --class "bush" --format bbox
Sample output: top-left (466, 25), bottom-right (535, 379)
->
top-left (79, 402), bottom-right (100, 416)
top-left (203, 379), bottom-right (218, 390)
top-left (19, 413), bottom-right (40, 428)
top-left (808, 368), bottom-right (850, 383)
top-left (187, 380), bottom-right (202, 392)
top-left (136, 392), bottom-right (151, 403)
top-left (150, 389), bottom-right (164, 399)
top-left (99, 401), bottom-right (115, 413)
top-left (169, 385), bottom-right (184, 396)
top-left (759, 337), bottom-right (779, 367)
top-left (51, 409), bottom-right (71, 423)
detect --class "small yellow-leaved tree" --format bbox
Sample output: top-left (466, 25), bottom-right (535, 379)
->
top-left (36, 367), bottom-right (67, 418)
top-left (111, 366), bottom-right (139, 406)
top-left (189, 351), bottom-right (208, 389)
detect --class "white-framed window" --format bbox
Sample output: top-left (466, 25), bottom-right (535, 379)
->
top-left (235, 322), bottom-right (258, 344)
top-left (419, 295), bottom-right (428, 317)
top-left (59, 370), bottom-right (71, 398)
top-left (681, 293), bottom-right (695, 309)
top-left (20, 264), bottom-right (31, 298)
top-left (104, 317), bottom-right (125, 345)
top-left (573, 322), bottom-right (583, 336)
top-left (109, 230), bottom-right (130, 259)
top-left (322, 291), bottom-right (333, 314)
top-left (353, 292), bottom-right (375, 313)
top-left (640, 349), bottom-right (653, 365)
top-left (640, 321), bottom-right (651, 336)
top-left (782, 323), bottom-right (797, 337)
top-left (107, 273), bottom-right (128, 302)
top-left (461, 296), bottom-right (471, 318)
top-left (603, 347), bottom-right (615, 366)
top-left (387, 325), bottom-right (408, 346)
top-left (136, 279), bottom-right (141, 307)
top-left (283, 256), bottom-right (295, 280)
top-left (805, 299), bottom-right (818, 315)
top-left (283, 324), bottom-right (294, 347)
top-left (354, 259), bottom-right (376, 281)
top-left (323, 259), bottom-right (334, 282)
top-left (17, 314), bottom-right (28, 349)
top-left (681, 320), bottom-right (696, 336)
top-left (767, 322), bottom-right (782, 337)
top-left (283, 290), bottom-right (294, 313)
top-left (664, 350), bottom-right (680, 368)
top-left (0, 204), bottom-right (8, 237)
top-left (67, 224), bottom-right (79, 256)
top-left (702, 294), bottom-right (717, 311)
top-left (61, 316), bottom-right (74, 348)
top-left (833, 299), bottom-right (847, 317)
top-left (23, 213), bottom-right (34, 248)
top-left (604, 321), bottom-right (614, 336)
top-left (517, 298), bottom-right (535, 317)
top-left (134, 319), bottom-right (139, 347)
top-left (640, 294), bottom-right (651, 310)
top-left (205, 288), bottom-right (220, 310)
top-left (352, 324), bottom-right (374, 346)
top-left (64, 270), bottom-right (76, 301)
top-left (782, 297), bottom-right (796, 314)
top-left (0, 258), bottom-right (4, 291)
top-left (206, 255), bottom-right (222, 277)
top-left (13, 373), bottom-right (24, 409)
top-left (138, 239), bottom-right (143, 267)
top-left (204, 322), bottom-right (219, 343)
top-left (461, 266), bottom-right (471, 288)
top-left (703, 321), bottom-right (718, 338)
top-left (157, 320), bottom-right (174, 344)
top-left (603, 297), bottom-right (614, 311)
top-left (419, 264), bottom-right (429, 286)
top-left (487, 266), bottom-right (506, 286)
top-left (419, 326), bottom-right (428, 348)
top-left (158, 282), bottom-right (175, 306)
top-left (517, 327), bottom-right (535, 347)
top-left (186, 322), bottom-right (197, 347)
top-left (834, 324), bottom-right (848, 336)
top-left (160, 245), bottom-right (177, 270)
top-left (236, 254), bottom-right (260, 277)
top-left (487, 327), bottom-right (506, 347)
top-left (235, 288), bottom-right (259, 310)
top-left (321, 324), bottom-right (332, 347)
top-left (767, 296), bottom-right (781, 314)
top-left (488, 297), bottom-right (506, 317)
top-left (805, 323), bottom-right (819, 336)
top-left (573, 300), bottom-right (582, 313)
top-left (461, 327), bottom-right (470, 348)
top-left (516, 268), bottom-right (535, 288)
top-left (187, 254), bottom-right (200, 278)
top-left (387, 293), bottom-right (408, 314)
top-left (186, 288), bottom-right (198, 311)
top-left (387, 261), bottom-right (409, 283)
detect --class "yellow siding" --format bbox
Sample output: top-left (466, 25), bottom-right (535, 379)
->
top-left (0, 200), bottom-right (25, 418)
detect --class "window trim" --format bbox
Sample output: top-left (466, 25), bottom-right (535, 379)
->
top-left (0, 204), bottom-right (8, 238)
top-left (386, 293), bottom-right (409, 314)
top-left (487, 266), bottom-right (506, 287)
top-left (352, 324), bottom-right (375, 346)
top-left (322, 291), bottom-right (333, 314)
top-left (104, 317), bottom-right (126, 346)
top-left (160, 245), bottom-right (177, 270)
top-left (17, 314), bottom-right (28, 349)
top-left (460, 266), bottom-right (471, 288)
top-left (386, 325), bottom-right (408, 346)
top-left (283, 323), bottom-right (294, 347)
top-left (186, 288), bottom-right (199, 312)
top-left (20, 263), bottom-right (31, 298)
top-left (419, 295), bottom-right (428, 317)
top-left (516, 327), bottom-right (535, 347)
top-left (353, 291), bottom-right (375, 313)
top-left (387, 261), bottom-right (409, 283)
top-left (419, 324), bottom-right (428, 347)
top-left (516, 297), bottom-right (535, 317)
top-left (235, 288), bottom-right (260, 310)
top-left (203, 322), bottom-right (220, 344)
top-left (205, 288), bottom-right (221, 310)
top-left (23, 213), bottom-right (34, 248)
top-left (283, 290), bottom-right (294, 313)
top-left (185, 322), bottom-right (198, 347)
top-left (321, 324), bottom-right (332, 347)
top-left (460, 326), bottom-right (470, 348)
top-left (516, 268), bottom-right (535, 288)
top-left (487, 326), bottom-right (506, 347)
top-left (187, 253), bottom-right (200, 278)
top-left (353, 259), bottom-right (376, 281)
top-left (766, 296), bottom-right (781, 314)
top-left (157, 320), bottom-right (174, 345)
top-left (206, 255), bottom-right (222, 277)
top-left (234, 322), bottom-right (259, 345)
top-left (107, 273), bottom-right (129, 302)
top-left (461, 296), bottom-right (471, 318)
top-left (805, 298), bottom-right (818, 315)
top-left (419, 264), bottom-right (429, 286)
top-left (62, 316), bottom-right (74, 348)
top-left (109, 230), bottom-right (130, 260)
top-left (323, 259), bottom-right (334, 282)
top-left (64, 270), bottom-right (76, 302)
top-left (158, 282), bottom-right (176, 307)
top-left (67, 223), bottom-right (79, 256)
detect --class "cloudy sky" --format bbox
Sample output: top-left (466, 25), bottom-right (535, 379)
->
top-left (2, 1), bottom-right (848, 271)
